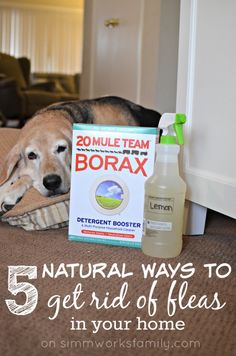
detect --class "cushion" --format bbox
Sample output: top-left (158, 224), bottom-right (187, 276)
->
top-left (52, 79), bottom-right (66, 93)
top-left (32, 73), bottom-right (77, 94)
top-left (18, 57), bottom-right (31, 86)
top-left (60, 76), bottom-right (76, 94)
top-left (22, 90), bottom-right (78, 117)
top-left (0, 53), bottom-right (27, 89)
top-left (0, 128), bottom-right (70, 230)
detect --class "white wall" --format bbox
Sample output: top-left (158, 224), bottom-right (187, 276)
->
top-left (138, 0), bottom-right (162, 109)
top-left (156, 0), bottom-right (180, 113)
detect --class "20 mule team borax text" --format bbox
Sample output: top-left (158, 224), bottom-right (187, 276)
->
top-left (69, 124), bottom-right (158, 247)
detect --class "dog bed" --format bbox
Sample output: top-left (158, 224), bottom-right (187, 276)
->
top-left (0, 128), bottom-right (70, 230)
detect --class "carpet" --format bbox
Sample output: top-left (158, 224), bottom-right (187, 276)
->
top-left (0, 210), bottom-right (235, 356)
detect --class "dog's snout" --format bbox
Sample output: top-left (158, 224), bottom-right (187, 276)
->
top-left (43, 174), bottom-right (62, 191)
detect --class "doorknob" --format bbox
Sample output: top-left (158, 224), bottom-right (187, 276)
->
top-left (104, 18), bottom-right (120, 28)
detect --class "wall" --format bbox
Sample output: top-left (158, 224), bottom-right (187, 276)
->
top-left (156, 0), bottom-right (180, 113)
top-left (138, 0), bottom-right (162, 109)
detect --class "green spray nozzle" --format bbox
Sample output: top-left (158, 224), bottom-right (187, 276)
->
top-left (159, 113), bottom-right (186, 145)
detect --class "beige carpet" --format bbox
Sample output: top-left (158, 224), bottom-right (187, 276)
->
top-left (0, 210), bottom-right (235, 356)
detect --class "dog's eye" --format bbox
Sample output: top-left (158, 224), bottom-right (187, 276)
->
top-left (57, 145), bottom-right (67, 153)
top-left (28, 152), bottom-right (38, 160)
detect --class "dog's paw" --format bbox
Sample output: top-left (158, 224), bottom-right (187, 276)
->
top-left (1, 203), bottom-right (14, 214)
top-left (0, 175), bottom-right (32, 217)
top-left (0, 196), bottom-right (22, 216)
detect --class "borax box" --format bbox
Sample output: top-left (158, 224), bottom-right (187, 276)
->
top-left (69, 124), bottom-right (158, 248)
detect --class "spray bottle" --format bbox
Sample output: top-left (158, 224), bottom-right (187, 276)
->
top-left (142, 113), bottom-right (187, 258)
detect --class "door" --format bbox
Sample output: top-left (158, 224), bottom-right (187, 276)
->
top-left (91, 0), bottom-right (143, 102)
top-left (81, 0), bottom-right (162, 106)
top-left (177, 0), bottom-right (236, 226)
top-left (81, 0), bottom-right (181, 111)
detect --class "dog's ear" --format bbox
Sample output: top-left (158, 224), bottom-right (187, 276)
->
top-left (60, 120), bottom-right (73, 142)
top-left (0, 144), bottom-right (22, 186)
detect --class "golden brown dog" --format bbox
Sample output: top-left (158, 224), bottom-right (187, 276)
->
top-left (0, 96), bottom-right (161, 214)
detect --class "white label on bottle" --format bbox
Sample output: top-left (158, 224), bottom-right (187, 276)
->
top-left (148, 197), bottom-right (174, 215)
top-left (146, 220), bottom-right (172, 231)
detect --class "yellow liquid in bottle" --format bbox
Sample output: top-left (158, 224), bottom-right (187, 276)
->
top-left (142, 147), bottom-right (186, 258)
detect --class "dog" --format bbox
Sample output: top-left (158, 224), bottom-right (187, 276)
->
top-left (0, 96), bottom-right (161, 215)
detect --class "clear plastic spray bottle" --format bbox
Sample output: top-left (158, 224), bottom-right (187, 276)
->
top-left (142, 113), bottom-right (187, 258)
